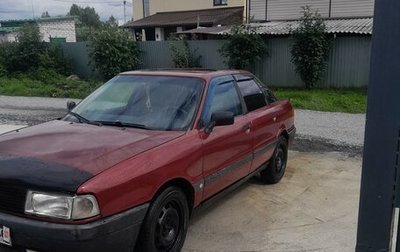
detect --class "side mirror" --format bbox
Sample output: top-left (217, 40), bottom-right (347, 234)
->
top-left (67, 101), bottom-right (76, 111)
top-left (205, 111), bottom-right (234, 134)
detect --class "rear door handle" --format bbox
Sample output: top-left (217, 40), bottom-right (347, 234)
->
top-left (273, 113), bottom-right (278, 122)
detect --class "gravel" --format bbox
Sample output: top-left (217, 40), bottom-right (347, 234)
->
top-left (0, 95), bottom-right (79, 126)
top-left (0, 96), bottom-right (366, 154)
top-left (296, 110), bottom-right (366, 146)
top-left (0, 95), bottom-right (79, 111)
top-left (294, 109), bottom-right (366, 155)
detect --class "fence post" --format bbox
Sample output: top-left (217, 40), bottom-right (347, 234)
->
top-left (356, 0), bottom-right (400, 250)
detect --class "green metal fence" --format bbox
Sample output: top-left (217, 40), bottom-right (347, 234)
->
top-left (61, 42), bottom-right (99, 79)
top-left (62, 36), bottom-right (371, 88)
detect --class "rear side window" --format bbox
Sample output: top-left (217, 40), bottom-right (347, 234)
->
top-left (237, 79), bottom-right (267, 112)
top-left (201, 77), bottom-right (243, 124)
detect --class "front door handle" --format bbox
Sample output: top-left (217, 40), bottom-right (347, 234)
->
top-left (243, 124), bottom-right (252, 134)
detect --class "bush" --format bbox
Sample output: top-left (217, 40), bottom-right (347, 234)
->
top-left (0, 23), bottom-right (72, 76)
top-left (169, 36), bottom-right (202, 68)
top-left (220, 25), bottom-right (267, 69)
top-left (3, 24), bottom-right (45, 73)
top-left (89, 28), bottom-right (141, 80)
top-left (290, 6), bottom-right (330, 89)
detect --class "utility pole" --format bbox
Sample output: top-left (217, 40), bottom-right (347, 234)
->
top-left (328, 0), bottom-right (332, 18)
top-left (123, 0), bottom-right (127, 24)
top-left (356, 0), bottom-right (400, 251)
top-left (31, 0), bottom-right (35, 18)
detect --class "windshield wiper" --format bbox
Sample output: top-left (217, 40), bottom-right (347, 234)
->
top-left (67, 111), bottom-right (102, 126)
top-left (97, 120), bottom-right (150, 130)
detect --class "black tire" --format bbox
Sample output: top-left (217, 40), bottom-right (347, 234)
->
top-left (136, 187), bottom-right (190, 252)
top-left (260, 136), bottom-right (288, 184)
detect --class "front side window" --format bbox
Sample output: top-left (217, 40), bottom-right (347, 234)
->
top-left (214, 0), bottom-right (228, 6)
top-left (201, 76), bottom-right (243, 125)
top-left (70, 75), bottom-right (203, 131)
top-left (236, 78), bottom-right (267, 112)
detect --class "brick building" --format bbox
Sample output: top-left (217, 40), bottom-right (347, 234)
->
top-left (0, 16), bottom-right (76, 43)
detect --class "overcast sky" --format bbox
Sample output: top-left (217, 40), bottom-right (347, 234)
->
top-left (0, 0), bottom-right (133, 22)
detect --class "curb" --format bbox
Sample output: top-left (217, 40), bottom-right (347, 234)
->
top-left (292, 134), bottom-right (364, 157)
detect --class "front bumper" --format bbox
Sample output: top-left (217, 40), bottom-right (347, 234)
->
top-left (0, 204), bottom-right (149, 252)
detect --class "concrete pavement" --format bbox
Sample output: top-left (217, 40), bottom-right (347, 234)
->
top-left (183, 151), bottom-right (361, 251)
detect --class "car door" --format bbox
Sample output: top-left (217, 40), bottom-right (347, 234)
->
top-left (200, 75), bottom-right (253, 200)
top-left (234, 75), bottom-right (280, 172)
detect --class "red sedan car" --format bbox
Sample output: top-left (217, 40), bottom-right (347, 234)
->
top-left (0, 70), bottom-right (295, 252)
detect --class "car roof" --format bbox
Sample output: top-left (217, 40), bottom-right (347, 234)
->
top-left (120, 69), bottom-right (251, 81)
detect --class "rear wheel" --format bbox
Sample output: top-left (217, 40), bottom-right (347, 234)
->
top-left (136, 187), bottom-right (189, 252)
top-left (260, 136), bottom-right (288, 184)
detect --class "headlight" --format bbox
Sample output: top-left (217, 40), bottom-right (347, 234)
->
top-left (25, 191), bottom-right (100, 220)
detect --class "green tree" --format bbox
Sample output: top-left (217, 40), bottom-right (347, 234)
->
top-left (89, 28), bottom-right (141, 79)
top-left (69, 4), bottom-right (101, 28)
top-left (81, 6), bottom-right (101, 28)
top-left (69, 4), bottom-right (81, 17)
top-left (41, 11), bottom-right (50, 18)
top-left (68, 4), bottom-right (101, 40)
top-left (290, 6), bottom-right (330, 89)
top-left (105, 16), bottom-right (118, 27)
top-left (220, 25), bottom-right (267, 69)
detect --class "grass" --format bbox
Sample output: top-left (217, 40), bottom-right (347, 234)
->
top-left (0, 73), bottom-right (367, 114)
top-left (272, 88), bottom-right (367, 114)
top-left (0, 72), bottom-right (101, 99)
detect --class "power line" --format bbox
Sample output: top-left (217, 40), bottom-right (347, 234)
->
top-left (123, 0), bottom-right (127, 23)
top-left (51, 0), bottom-right (132, 4)
top-left (31, 0), bottom-right (35, 18)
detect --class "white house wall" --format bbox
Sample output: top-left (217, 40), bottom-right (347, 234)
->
top-left (39, 19), bottom-right (76, 42)
top-left (0, 32), bottom-right (17, 43)
top-left (133, 0), bottom-right (246, 21)
top-left (249, 0), bottom-right (374, 21)
top-left (250, 0), bottom-right (266, 21)
top-left (331, 0), bottom-right (374, 17)
top-left (267, 0), bottom-right (330, 20)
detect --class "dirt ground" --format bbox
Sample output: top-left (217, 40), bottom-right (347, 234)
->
top-left (183, 151), bottom-right (361, 252)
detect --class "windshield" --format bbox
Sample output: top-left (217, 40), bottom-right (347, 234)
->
top-left (69, 75), bottom-right (204, 131)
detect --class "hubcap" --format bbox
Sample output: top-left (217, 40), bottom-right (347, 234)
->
top-left (155, 202), bottom-right (181, 250)
top-left (275, 147), bottom-right (285, 173)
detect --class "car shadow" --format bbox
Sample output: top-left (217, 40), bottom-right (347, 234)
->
top-left (189, 175), bottom-right (267, 225)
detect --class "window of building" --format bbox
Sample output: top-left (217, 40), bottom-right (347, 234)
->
top-left (236, 78), bottom-right (267, 112)
top-left (214, 0), bottom-right (228, 6)
top-left (143, 0), bottom-right (150, 17)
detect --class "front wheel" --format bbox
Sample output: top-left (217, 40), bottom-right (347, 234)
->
top-left (259, 136), bottom-right (288, 184)
top-left (136, 187), bottom-right (189, 252)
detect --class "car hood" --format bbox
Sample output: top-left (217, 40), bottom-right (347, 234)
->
top-left (0, 120), bottom-right (185, 192)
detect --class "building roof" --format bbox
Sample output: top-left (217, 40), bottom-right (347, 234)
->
top-left (0, 27), bottom-right (19, 33)
top-left (179, 17), bottom-right (373, 36)
top-left (0, 16), bottom-right (76, 28)
top-left (123, 7), bottom-right (244, 28)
